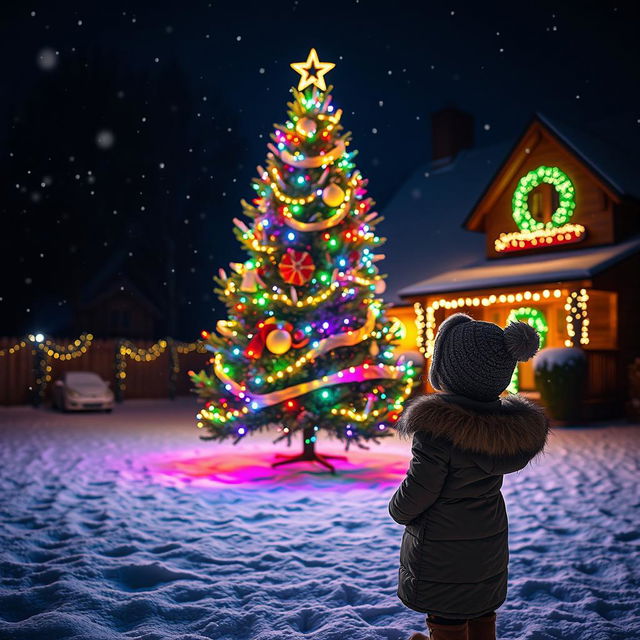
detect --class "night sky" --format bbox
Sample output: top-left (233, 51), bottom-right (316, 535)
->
top-left (2, 1), bottom-right (639, 340)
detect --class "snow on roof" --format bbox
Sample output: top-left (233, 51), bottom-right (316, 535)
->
top-left (383, 112), bottom-right (640, 303)
top-left (398, 235), bottom-right (640, 297)
top-left (381, 141), bottom-right (513, 302)
top-left (538, 113), bottom-right (640, 201)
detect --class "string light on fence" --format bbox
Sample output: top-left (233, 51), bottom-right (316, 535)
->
top-left (0, 340), bottom-right (28, 357)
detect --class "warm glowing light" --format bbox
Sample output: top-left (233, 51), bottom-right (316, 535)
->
top-left (495, 223), bottom-right (586, 253)
top-left (290, 48), bottom-right (335, 91)
top-left (421, 288), bottom-right (570, 358)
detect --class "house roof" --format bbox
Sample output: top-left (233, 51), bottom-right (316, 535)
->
top-left (537, 113), bottom-right (640, 201)
top-left (385, 111), bottom-right (640, 301)
top-left (381, 140), bottom-right (513, 302)
top-left (463, 112), bottom-right (640, 231)
top-left (398, 234), bottom-right (640, 297)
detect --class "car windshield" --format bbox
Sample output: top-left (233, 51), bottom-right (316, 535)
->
top-left (65, 372), bottom-right (105, 386)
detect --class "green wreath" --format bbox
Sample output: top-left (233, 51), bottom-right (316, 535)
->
top-left (506, 307), bottom-right (548, 394)
top-left (512, 166), bottom-right (576, 232)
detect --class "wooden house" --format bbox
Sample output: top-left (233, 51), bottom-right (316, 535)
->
top-left (384, 112), bottom-right (640, 417)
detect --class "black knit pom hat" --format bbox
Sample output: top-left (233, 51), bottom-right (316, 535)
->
top-left (428, 313), bottom-right (540, 402)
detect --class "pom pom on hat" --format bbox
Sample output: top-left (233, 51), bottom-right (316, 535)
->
top-left (503, 321), bottom-right (540, 362)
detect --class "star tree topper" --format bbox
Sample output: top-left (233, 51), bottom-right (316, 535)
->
top-left (290, 48), bottom-right (335, 91)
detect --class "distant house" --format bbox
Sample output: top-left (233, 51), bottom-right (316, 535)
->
top-left (74, 249), bottom-right (163, 339)
top-left (385, 108), bottom-right (640, 417)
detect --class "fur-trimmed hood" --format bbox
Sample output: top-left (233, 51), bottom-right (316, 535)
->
top-left (397, 393), bottom-right (549, 461)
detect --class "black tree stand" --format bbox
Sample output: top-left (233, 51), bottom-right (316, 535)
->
top-left (272, 426), bottom-right (347, 474)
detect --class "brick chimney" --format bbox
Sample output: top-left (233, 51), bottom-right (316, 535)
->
top-left (431, 106), bottom-right (474, 165)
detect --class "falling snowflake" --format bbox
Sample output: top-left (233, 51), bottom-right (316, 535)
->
top-left (96, 130), bottom-right (115, 149)
top-left (36, 48), bottom-right (58, 71)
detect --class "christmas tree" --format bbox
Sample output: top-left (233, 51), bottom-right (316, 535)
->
top-left (190, 49), bottom-right (417, 472)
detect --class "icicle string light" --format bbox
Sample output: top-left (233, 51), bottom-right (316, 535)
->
top-left (421, 288), bottom-right (567, 359)
top-left (565, 289), bottom-right (590, 347)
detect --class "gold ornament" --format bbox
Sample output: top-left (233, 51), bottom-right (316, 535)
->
top-left (283, 191), bottom-right (351, 231)
top-left (290, 48), bottom-right (335, 91)
top-left (266, 329), bottom-right (292, 355)
top-left (322, 183), bottom-right (345, 207)
top-left (296, 117), bottom-right (317, 137)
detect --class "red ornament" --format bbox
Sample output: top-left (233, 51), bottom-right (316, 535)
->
top-left (278, 248), bottom-right (315, 286)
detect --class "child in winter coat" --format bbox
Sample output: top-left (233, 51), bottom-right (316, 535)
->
top-left (389, 313), bottom-right (549, 640)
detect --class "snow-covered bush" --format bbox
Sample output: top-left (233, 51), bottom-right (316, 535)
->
top-left (534, 347), bottom-right (587, 423)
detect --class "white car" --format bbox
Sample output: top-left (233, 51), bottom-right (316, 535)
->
top-left (53, 371), bottom-right (115, 412)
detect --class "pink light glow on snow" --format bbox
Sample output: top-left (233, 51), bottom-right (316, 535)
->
top-left (143, 448), bottom-right (410, 490)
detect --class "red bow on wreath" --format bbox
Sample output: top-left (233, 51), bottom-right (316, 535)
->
top-left (244, 318), bottom-right (310, 359)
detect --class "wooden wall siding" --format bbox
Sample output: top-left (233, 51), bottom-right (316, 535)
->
top-left (0, 338), bottom-right (208, 406)
top-left (0, 339), bottom-right (33, 405)
top-left (484, 129), bottom-right (614, 258)
top-left (587, 290), bottom-right (617, 350)
top-left (586, 350), bottom-right (619, 401)
top-left (594, 252), bottom-right (640, 374)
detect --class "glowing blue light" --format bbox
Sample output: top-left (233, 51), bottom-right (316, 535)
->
top-left (287, 232), bottom-right (295, 241)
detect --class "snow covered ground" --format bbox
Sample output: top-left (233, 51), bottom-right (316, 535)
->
top-left (0, 398), bottom-right (639, 640)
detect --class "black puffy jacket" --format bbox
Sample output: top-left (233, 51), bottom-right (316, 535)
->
top-left (389, 393), bottom-right (549, 619)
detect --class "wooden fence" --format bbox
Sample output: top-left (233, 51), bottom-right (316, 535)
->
top-left (0, 337), bottom-right (210, 406)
